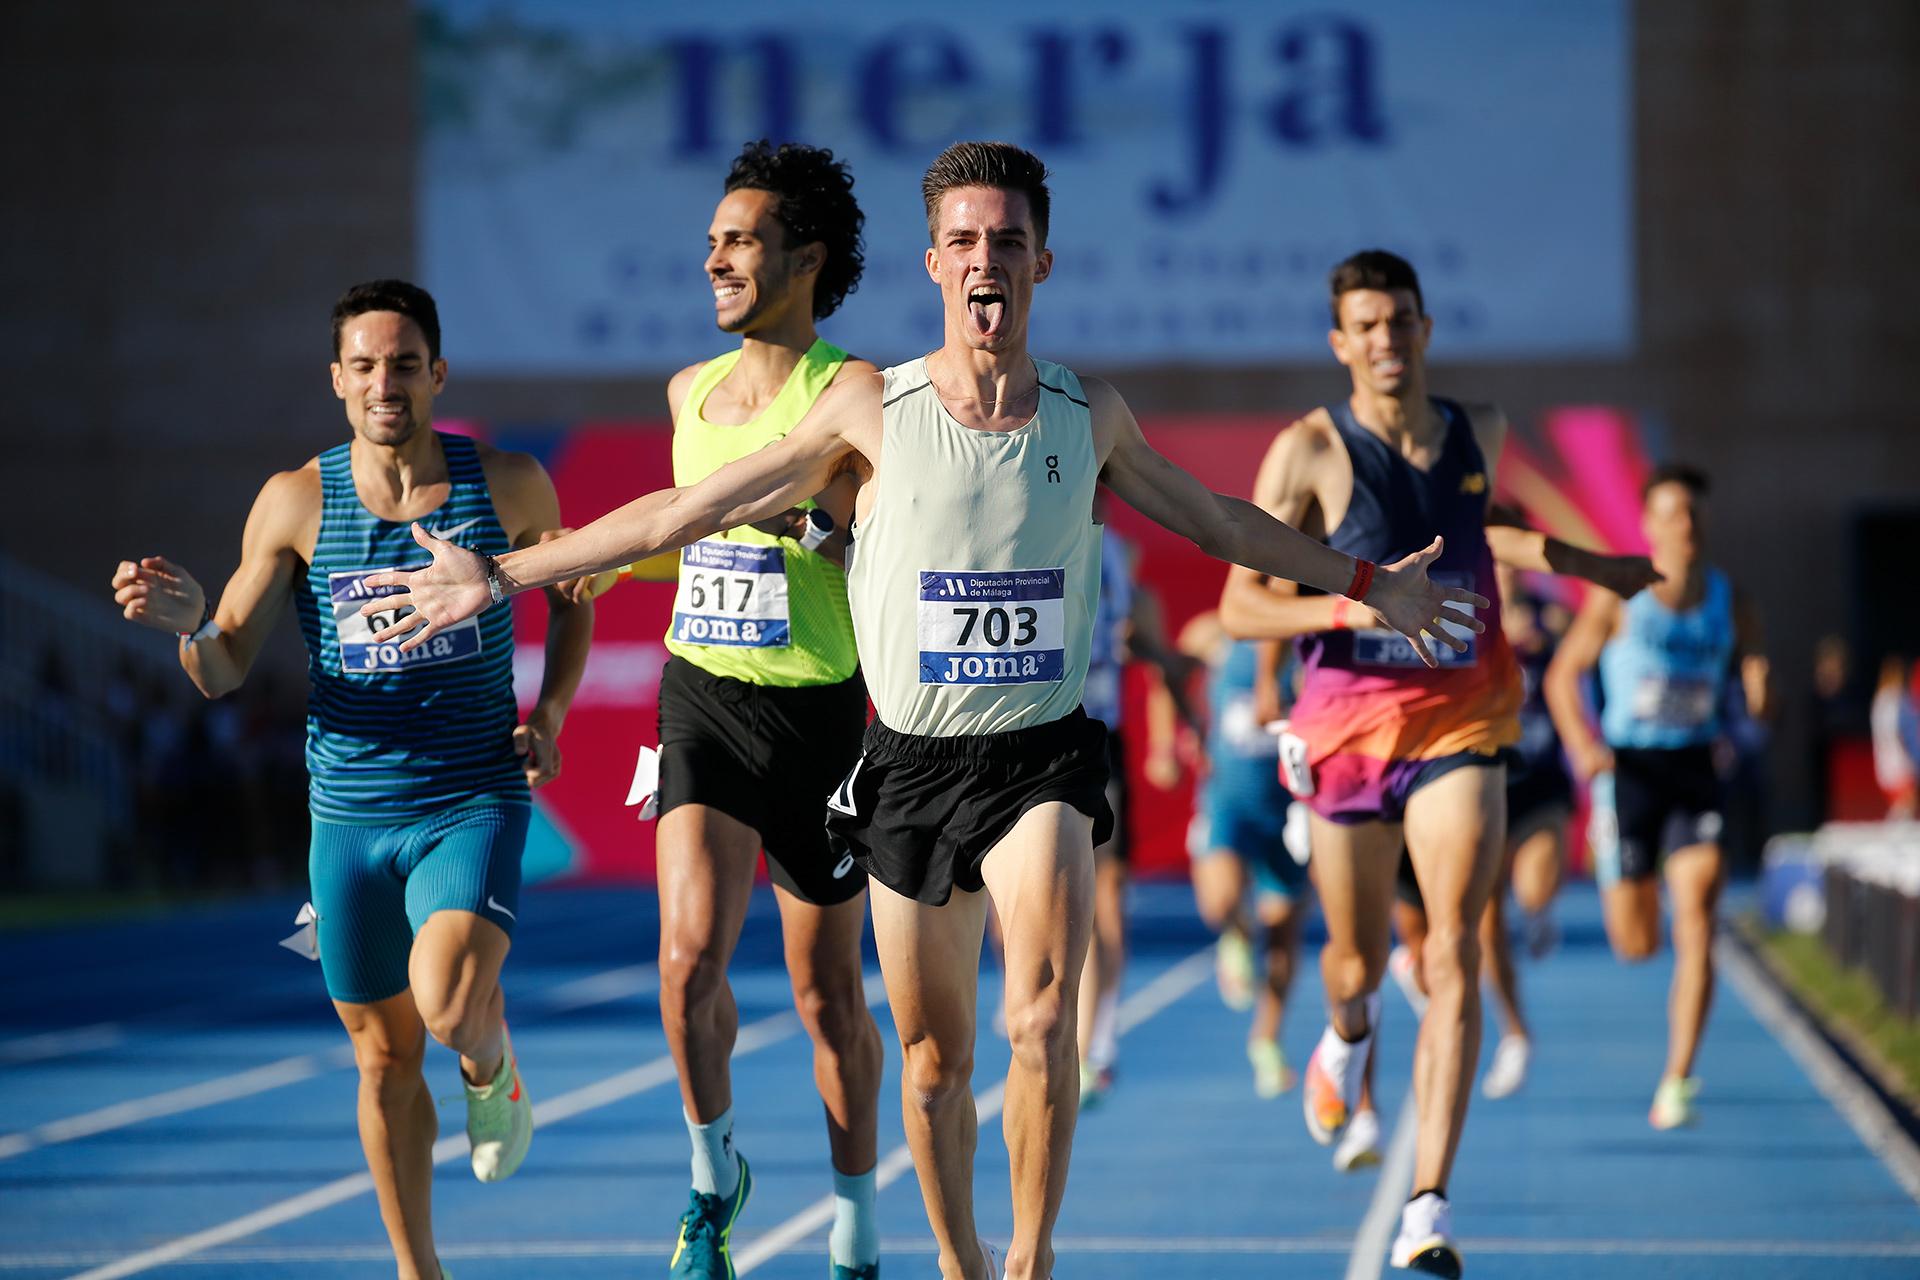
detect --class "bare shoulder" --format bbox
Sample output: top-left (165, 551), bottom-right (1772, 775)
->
top-left (472, 440), bottom-right (551, 491)
top-left (1263, 408), bottom-right (1342, 476)
top-left (832, 355), bottom-right (881, 383)
top-left (248, 462), bottom-right (322, 549)
top-left (666, 360), bottom-right (708, 418)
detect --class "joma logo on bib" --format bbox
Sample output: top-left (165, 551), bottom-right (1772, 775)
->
top-left (917, 568), bottom-right (1066, 686)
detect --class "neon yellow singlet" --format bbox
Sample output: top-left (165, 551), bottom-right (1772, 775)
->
top-left (664, 339), bottom-right (859, 687)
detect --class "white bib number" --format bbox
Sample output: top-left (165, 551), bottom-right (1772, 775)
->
top-left (918, 569), bottom-right (1066, 686)
top-left (671, 540), bottom-right (791, 648)
top-left (1630, 674), bottom-right (1716, 728)
top-left (330, 568), bottom-right (482, 673)
top-left (1351, 570), bottom-right (1479, 669)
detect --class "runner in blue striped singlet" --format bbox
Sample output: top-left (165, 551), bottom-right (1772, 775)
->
top-left (1545, 464), bottom-right (1770, 1133)
top-left (368, 145), bottom-right (1478, 1280)
top-left (111, 280), bottom-right (593, 1280)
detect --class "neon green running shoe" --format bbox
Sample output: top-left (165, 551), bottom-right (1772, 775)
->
top-left (464, 1025), bottom-right (532, 1182)
top-left (670, 1153), bottom-right (752, 1278)
top-left (1649, 1075), bottom-right (1699, 1130)
top-left (1215, 929), bottom-right (1256, 1011)
top-left (1248, 1039), bottom-right (1295, 1099)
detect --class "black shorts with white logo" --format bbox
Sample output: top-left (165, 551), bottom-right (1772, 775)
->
top-left (825, 708), bottom-right (1115, 906)
top-left (656, 657), bottom-right (869, 906)
top-left (1591, 744), bottom-right (1725, 886)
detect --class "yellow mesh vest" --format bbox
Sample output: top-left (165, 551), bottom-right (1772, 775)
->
top-left (664, 339), bottom-right (859, 687)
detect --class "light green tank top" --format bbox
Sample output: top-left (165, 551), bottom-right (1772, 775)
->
top-left (847, 356), bottom-right (1102, 737)
top-left (665, 339), bottom-right (859, 687)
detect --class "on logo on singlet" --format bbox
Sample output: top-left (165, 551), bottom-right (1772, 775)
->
top-left (918, 569), bottom-right (1066, 685)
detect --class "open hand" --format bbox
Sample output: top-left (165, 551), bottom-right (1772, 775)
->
top-left (359, 523), bottom-right (491, 650)
top-left (1363, 538), bottom-right (1489, 669)
top-left (111, 556), bottom-right (205, 633)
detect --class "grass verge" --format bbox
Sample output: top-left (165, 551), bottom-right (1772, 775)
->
top-left (1740, 916), bottom-right (1920, 1107)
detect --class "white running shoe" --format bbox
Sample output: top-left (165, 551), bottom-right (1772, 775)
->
top-left (978, 1237), bottom-right (1001, 1279)
top-left (1389, 945), bottom-right (1429, 1018)
top-left (1332, 1106), bottom-right (1381, 1172)
top-left (1481, 1035), bottom-right (1530, 1100)
top-left (1302, 992), bottom-right (1379, 1146)
top-left (1390, 1191), bottom-right (1462, 1276)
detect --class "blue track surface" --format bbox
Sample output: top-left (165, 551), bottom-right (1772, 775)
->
top-left (1, 882), bottom-right (1915, 1277)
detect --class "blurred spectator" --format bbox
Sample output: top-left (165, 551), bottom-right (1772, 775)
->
top-left (1869, 656), bottom-right (1916, 818)
top-left (2, 640), bottom-right (309, 895)
top-left (1808, 633), bottom-right (1870, 823)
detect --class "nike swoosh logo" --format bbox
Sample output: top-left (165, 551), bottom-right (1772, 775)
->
top-left (832, 854), bottom-right (855, 879)
top-left (428, 516), bottom-right (482, 542)
top-left (486, 895), bottom-right (517, 922)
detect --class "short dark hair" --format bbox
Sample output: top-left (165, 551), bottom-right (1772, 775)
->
top-left (1643, 463), bottom-right (1710, 503)
top-left (331, 279), bottom-right (442, 361)
top-left (725, 140), bottom-right (865, 322)
top-left (1328, 249), bottom-right (1424, 327)
top-left (921, 141), bottom-right (1052, 246)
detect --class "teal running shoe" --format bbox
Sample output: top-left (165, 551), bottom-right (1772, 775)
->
top-left (830, 1264), bottom-right (879, 1279)
top-left (670, 1153), bottom-right (752, 1278)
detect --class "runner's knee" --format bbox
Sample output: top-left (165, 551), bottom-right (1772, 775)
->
top-left (792, 970), bottom-right (873, 1052)
top-left (659, 931), bottom-right (729, 1013)
top-left (1323, 936), bottom-right (1387, 999)
top-left (1420, 923), bottom-right (1481, 991)
top-left (1005, 985), bottom-right (1075, 1073)
top-left (900, 1033), bottom-right (973, 1112)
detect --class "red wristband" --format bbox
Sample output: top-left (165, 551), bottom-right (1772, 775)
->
top-left (1344, 557), bottom-right (1375, 602)
top-left (1330, 598), bottom-right (1351, 630)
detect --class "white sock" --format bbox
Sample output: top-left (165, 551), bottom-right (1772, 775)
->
top-left (686, 1107), bottom-right (740, 1199)
top-left (1088, 988), bottom-right (1121, 1070)
top-left (830, 1164), bottom-right (879, 1268)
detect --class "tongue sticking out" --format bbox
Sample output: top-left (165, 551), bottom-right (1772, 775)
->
top-left (968, 296), bottom-right (1005, 335)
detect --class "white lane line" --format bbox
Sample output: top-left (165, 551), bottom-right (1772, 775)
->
top-left (732, 948), bottom-right (1214, 1275)
top-left (0, 1047), bottom-right (355, 1161)
top-left (57, 979), bottom-right (882, 1280)
top-left (1343, 1087), bottom-right (1418, 1280)
top-left (1718, 934), bottom-right (1920, 1205)
top-left (19, 1234), bottom-right (1920, 1269)
top-left (2, 958), bottom-right (660, 1164)
top-left (0, 1022), bottom-right (125, 1065)
top-left (59, 1020), bottom-right (801, 1280)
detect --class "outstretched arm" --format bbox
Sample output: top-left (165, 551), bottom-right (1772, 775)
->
top-left (1092, 380), bottom-right (1485, 669)
top-left (1485, 521), bottom-right (1662, 599)
top-left (111, 468), bottom-right (312, 699)
top-left (364, 377), bottom-right (875, 650)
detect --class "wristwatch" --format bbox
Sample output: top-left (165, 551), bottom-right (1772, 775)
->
top-left (179, 603), bottom-right (221, 649)
top-left (798, 508), bottom-right (835, 552)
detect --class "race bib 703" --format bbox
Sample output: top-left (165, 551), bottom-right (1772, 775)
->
top-left (918, 569), bottom-right (1066, 685)
top-left (329, 568), bottom-right (482, 673)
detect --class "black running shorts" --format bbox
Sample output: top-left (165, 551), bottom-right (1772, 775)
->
top-left (1590, 744), bottom-right (1724, 887)
top-left (656, 657), bottom-right (870, 906)
top-left (825, 708), bottom-right (1115, 906)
